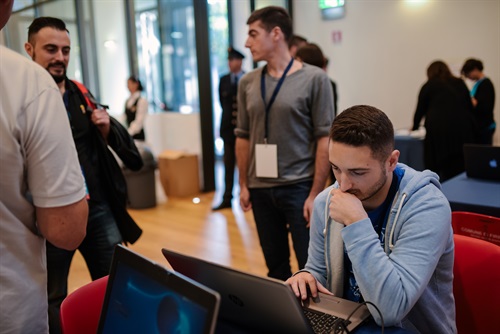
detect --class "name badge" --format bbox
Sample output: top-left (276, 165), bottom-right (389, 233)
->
top-left (255, 144), bottom-right (278, 178)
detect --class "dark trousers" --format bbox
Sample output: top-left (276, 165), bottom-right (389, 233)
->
top-left (477, 126), bottom-right (495, 145)
top-left (423, 137), bottom-right (465, 182)
top-left (221, 134), bottom-right (236, 202)
top-left (47, 201), bottom-right (122, 334)
top-left (249, 181), bottom-right (312, 281)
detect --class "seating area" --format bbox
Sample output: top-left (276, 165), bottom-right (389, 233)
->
top-left (452, 211), bottom-right (500, 246)
top-left (452, 234), bottom-right (500, 334)
top-left (60, 276), bottom-right (109, 334)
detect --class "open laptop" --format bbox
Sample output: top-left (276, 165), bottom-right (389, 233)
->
top-left (97, 245), bottom-right (220, 334)
top-left (464, 144), bottom-right (500, 181)
top-left (162, 248), bottom-right (371, 334)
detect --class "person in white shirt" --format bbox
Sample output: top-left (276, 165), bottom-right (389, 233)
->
top-left (125, 75), bottom-right (148, 140)
top-left (0, 1), bottom-right (88, 332)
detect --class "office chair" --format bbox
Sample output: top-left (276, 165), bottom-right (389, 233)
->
top-left (451, 211), bottom-right (500, 246)
top-left (453, 234), bottom-right (500, 334)
top-left (59, 275), bottom-right (109, 334)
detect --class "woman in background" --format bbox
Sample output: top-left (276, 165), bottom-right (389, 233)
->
top-left (125, 76), bottom-right (148, 140)
top-left (295, 43), bottom-right (338, 117)
top-left (412, 60), bottom-right (476, 181)
top-left (461, 58), bottom-right (496, 145)
top-left (295, 43), bottom-right (338, 185)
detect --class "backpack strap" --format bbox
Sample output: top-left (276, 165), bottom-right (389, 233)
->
top-left (71, 80), bottom-right (97, 110)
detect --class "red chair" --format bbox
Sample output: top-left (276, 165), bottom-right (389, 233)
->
top-left (60, 276), bottom-right (109, 334)
top-left (453, 234), bottom-right (500, 334)
top-left (451, 211), bottom-right (500, 246)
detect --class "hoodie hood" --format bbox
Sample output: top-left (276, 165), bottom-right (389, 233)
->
top-left (385, 164), bottom-right (441, 252)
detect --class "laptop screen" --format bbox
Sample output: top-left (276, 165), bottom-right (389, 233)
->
top-left (463, 144), bottom-right (500, 181)
top-left (98, 245), bottom-right (219, 334)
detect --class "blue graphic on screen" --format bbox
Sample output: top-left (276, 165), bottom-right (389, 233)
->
top-left (101, 263), bottom-right (208, 333)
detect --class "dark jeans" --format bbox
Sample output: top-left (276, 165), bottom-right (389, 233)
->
top-left (354, 319), bottom-right (414, 334)
top-left (249, 181), bottom-right (312, 281)
top-left (47, 201), bottom-right (122, 334)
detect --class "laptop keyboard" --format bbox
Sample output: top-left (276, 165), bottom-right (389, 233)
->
top-left (303, 308), bottom-right (340, 333)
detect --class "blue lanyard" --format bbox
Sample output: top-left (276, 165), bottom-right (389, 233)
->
top-left (260, 57), bottom-right (294, 142)
top-left (470, 77), bottom-right (486, 98)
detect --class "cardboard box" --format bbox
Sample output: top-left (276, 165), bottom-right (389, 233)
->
top-left (158, 150), bottom-right (200, 197)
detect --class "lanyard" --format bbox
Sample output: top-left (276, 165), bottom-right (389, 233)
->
top-left (260, 57), bottom-right (294, 142)
top-left (470, 77), bottom-right (486, 98)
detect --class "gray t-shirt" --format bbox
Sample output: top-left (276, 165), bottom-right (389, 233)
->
top-left (235, 63), bottom-right (334, 188)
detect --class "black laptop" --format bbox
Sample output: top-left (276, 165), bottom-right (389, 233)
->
top-left (162, 248), bottom-right (371, 334)
top-left (97, 245), bottom-right (220, 334)
top-left (463, 144), bottom-right (500, 181)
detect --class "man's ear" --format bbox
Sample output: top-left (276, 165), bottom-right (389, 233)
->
top-left (388, 150), bottom-right (400, 171)
top-left (271, 26), bottom-right (283, 42)
top-left (24, 42), bottom-right (33, 58)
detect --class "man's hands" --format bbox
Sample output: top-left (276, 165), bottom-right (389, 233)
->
top-left (303, 195), bottom-right (315, 228)
top-left (471, 96), bottom-right (478, 107)
top-left (90, 108), bottom-right (110, 140)
top-left (285, 272), bottom-right (333, 300)
top-left (239, 185), bottom-right (252, 212)
top-left (328, 188), bottom-right (368, 226)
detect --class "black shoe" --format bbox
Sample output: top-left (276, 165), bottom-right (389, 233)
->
top-left (212, 201), bottom-right (232, 211)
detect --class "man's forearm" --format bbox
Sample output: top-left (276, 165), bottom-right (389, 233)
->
top-left (235, 137), bottom-right (250, 188)
top-left (37, 197), bottom-right (88, 251)
top-left (309, 136), bottom-right (330, 197)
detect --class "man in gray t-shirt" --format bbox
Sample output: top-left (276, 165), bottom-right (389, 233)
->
top-left (235, 6), bottom-right (334, 280)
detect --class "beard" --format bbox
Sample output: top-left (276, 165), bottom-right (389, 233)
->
top-left (32, 52), bottom-right (67, 83)
top-left (47, 62), bottom-right (67, 83)
top-left (348, 167), bottom-right (388, 203)
top-left (50, 72), bottom-right (66, 83)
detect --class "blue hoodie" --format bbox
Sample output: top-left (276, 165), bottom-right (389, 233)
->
top-left (304, 164), bottom-right (456, 333)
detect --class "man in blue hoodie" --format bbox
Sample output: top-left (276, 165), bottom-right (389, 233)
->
top-left (286, 105), bottom-right (456, 333)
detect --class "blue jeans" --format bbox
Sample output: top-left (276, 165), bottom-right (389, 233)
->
top-left (47, 201), bottom-right (122, 334)
top-left (250, 181), bottom-right (312, 281)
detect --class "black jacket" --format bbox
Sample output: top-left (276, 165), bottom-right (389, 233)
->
top-left (68, 79), bottom-right (143, 243)
top-left (218, 73), bottom-right (238, 140)
top-left (473, 77), bottom-right (495, 130)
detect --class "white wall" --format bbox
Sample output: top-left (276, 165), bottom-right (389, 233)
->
top-left (144, 112), bottom-right (202, 157)
top-left (144, 112), bottom-right (203, 189)
top-left (232, 0), bottom-right (253, 71)
top-left (93, 1), bottom-right (129, 116)
top-left (293, 0), bottom-right (500, 144)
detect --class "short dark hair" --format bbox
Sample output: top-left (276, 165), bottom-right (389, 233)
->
top-left (28, 17), bottom-right (68, 44)
top-left (128, 75), bottom-right (144, 91)
top-left (247, 6), bottom-right (293, 44)
top-left (329, 105), bottom-right (394, 162)
top-left (461, 58), bottom-right (484, 76)
top-left (295, 43), bottom-right (325, 68)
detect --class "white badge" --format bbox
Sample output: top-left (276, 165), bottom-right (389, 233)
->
top-left (255, 143), bottom-right (278, 178)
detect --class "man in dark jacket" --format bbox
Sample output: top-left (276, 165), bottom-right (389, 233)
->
top-left (25, 17), bottom-right (143, 334)
top-left (213, 47), bottom-right (245, 210)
